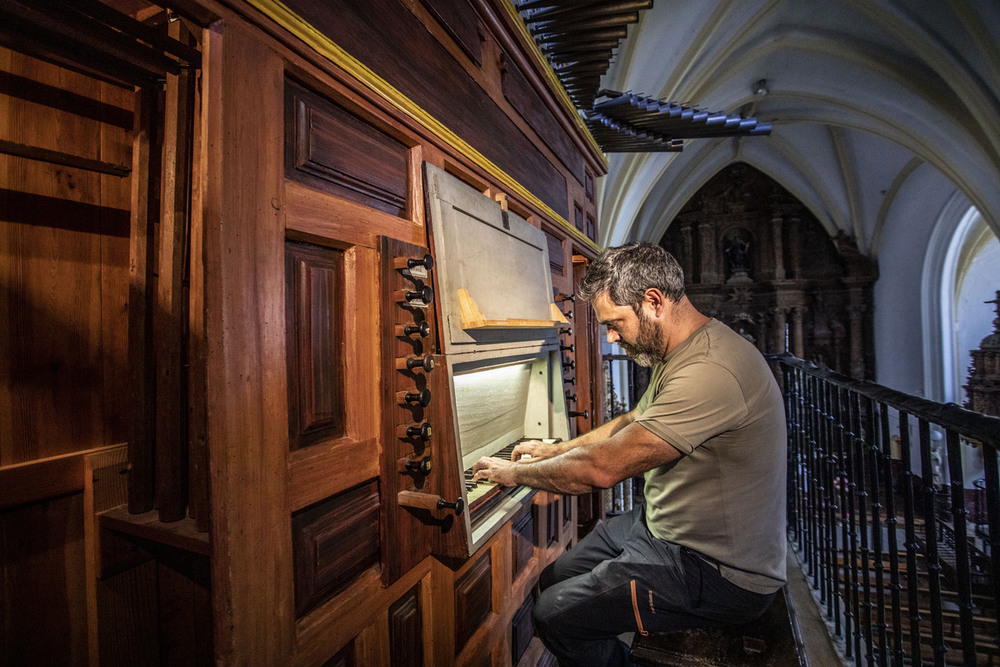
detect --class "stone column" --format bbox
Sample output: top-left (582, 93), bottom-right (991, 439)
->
top-left (831, 321), bottom-right (846, 374)
top-left (791, 306), bottom-right (806, 359)
top-left (756, 313), bottom-right (769, 353)
top-left (787, 216), bottom-right (802, 279)
top-left (679, 224), bottom-right (694, 283)
top-left (771, 215), bottom-right (785, 280)
top-left (848, 298), bottom-right (866, 379)
top-left (698, 221), bottom-right (720, 283)
top-left (772, 307), bottom-right (788, 353)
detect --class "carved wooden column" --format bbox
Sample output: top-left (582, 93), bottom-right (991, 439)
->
top-left (698, 221), bottom-right (720, 283)
top-left (679, 224), bottom-right (694, 282)
top-left (771, 215), bottom-right (785, 280)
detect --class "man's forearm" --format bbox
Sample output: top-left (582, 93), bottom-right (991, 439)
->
top-left (509, 444), bottom-right (607, 495)
top-left (555, 408), bottom-right (637, 453)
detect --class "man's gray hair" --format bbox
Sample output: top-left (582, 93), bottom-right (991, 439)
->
top-left (577, 242), bottom-right (685, 310)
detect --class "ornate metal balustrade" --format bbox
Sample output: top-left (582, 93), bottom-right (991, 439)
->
top-left (775, 353), bottom-right (1000, 666)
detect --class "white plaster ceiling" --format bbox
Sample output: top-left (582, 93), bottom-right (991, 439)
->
top-left (595, 0), bottom-right (1000, 262)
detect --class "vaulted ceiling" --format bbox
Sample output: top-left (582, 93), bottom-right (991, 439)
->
top-left (593, 0), bottom-right (1000, 260)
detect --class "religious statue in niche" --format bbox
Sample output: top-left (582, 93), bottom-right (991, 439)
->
top-left (723, 228), bottom-right (753, 283)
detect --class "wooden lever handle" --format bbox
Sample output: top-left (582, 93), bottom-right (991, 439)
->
top-left (397, 490), bottom-right (464, 515)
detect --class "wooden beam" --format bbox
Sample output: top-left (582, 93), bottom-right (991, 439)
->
top-left (0, 444), bottom-right (125, 510)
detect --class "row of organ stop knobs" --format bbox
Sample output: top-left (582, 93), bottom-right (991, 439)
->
top-left (393, 253), bottom-right (463, 515)
top-left (559, 295), bottom-right (588, 421)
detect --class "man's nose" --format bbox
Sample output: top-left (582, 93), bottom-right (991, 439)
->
top-left (606, 329), bottom-right (619, 344)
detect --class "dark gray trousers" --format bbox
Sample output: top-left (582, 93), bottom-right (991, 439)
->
top-left (532, 505), bottom-right (776, 666)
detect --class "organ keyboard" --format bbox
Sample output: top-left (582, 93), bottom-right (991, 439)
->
top-left (464, 438), bottom-right (559, 522)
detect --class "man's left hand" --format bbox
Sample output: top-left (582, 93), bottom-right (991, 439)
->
top-left (471, 457), bottom-right (516, 486)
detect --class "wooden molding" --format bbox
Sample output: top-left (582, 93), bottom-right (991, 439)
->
top-left (457, 288), bottom-right (569, 330)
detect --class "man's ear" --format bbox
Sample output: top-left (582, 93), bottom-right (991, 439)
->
top-left (643, 288), bottom-right (666, 317)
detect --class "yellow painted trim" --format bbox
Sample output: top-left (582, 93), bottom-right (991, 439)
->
top-left (245, 0), bottom-right (602, 253)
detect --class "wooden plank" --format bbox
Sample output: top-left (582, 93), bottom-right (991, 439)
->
top-left (201, 21), bottom-right (293, 664)
top-left (287, 436), bottom-right (379, 512)
top-left (99, 507), bottom-right (210, 556)
top-left (99, 77), bottom-right (133, 472)
top-left (0, 138), bottom-right (129, 175)
top-left (186, 19), bottom-right (210, 532)
top-left (83, 444), bottom-right (128, 667)
top-left (0, 47), bottom-right (115, 464)
top-left (0, 491), bottom-right (88, 664)
top-left (284, 178), bottom-right (424, 249)
top-left (126, 83), bottom-right (160, 513)
top-left (0, 444), bottom-right (123, 510)
top-left (155, 17), bottom-right (196, 523)
top-left (354, 615), bottom-right (390, 667)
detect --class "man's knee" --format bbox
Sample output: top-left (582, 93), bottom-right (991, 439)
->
top-left (537, 558), bottom-right (560, 591)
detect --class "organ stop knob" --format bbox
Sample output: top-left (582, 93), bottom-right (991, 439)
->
top-left (397, 321), bottom-right (431, 338)
top-left (405, 457), bottom-right (432, 475)
top-left (397, 354), bottom-right (435, 372)
top-left (400, 388), bottom-right (431, 407)
top-left (406, 422), bottom-right (432, 441)
top-left (396, 286), bottom-right (434, 304)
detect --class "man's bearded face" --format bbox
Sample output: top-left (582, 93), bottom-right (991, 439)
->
top-left (619, 308), bottom-right (664, 367)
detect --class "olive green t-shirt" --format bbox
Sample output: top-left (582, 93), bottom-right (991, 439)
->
top-left (636, 319), bottom-right (787, 594)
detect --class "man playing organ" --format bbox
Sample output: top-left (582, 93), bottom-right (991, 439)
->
top-left (472, 242), bottom-right (788, 667)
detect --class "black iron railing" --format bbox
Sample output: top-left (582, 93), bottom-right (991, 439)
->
top-left (774, 353), bottom-right (1000, 666)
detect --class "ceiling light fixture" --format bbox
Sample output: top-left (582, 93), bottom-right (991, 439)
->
top-left (753, 78), bottom-right (769, 96)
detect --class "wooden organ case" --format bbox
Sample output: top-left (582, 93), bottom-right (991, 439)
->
top-left (0, 0), bottom-right (606, 665)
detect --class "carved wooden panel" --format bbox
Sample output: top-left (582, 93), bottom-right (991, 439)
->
top-left (544, 229), bottom-right (564, 274)
top-left (292, 480), bottom-right (380, 617)
top-left (454, 552), bottom-right (492, 654)
top-left (389, 584), bottom-right (423, 667)
top-left (511, 594), bottom-right (534, 664)
top-left (512, 506), bottom-right (534, 580)
top-left (285, 240), bottom-right (346, 450)
top-left (421, 0), bottom-right (481, 65)
top-left (285, 81), bottom-right (409, 217)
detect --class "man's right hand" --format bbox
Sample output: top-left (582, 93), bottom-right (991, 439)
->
top-left (511, 439), bottom-right (562, 462)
